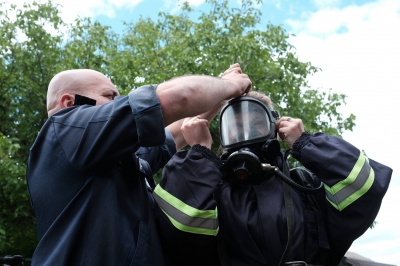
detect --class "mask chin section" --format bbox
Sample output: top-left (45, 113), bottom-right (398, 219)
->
top-left (222, 149), bottom-right (265, 184)
top-left (220, 145), bottom-right (324, 193)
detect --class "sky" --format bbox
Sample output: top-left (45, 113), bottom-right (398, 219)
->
top-left (9, 0), bottom-right (400, 264)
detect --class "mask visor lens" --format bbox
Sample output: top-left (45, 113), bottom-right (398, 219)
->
top-left (221, 100), bottom-right (271, 147)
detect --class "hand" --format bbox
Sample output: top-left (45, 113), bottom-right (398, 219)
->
top-left (221, 63), bottom-right (252, 97)
top-left (196, 64), bottom-right (248, 122)
top-left (276, 116), bottom-right (305, 149)
top-left (221, 63), bottom-right (242, 77)
top-left (181, 116), bottom-right (213, 149)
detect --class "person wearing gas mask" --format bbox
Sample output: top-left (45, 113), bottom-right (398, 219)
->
top-left (153, 91), bottom-right (392, 266)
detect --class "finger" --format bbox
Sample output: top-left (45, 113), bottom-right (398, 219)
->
top-left (187, 116), bottom-right (208, 126)
top-left (277, 116), bottom-right (291, 126)
top-left (191, 116), bottom-right (201, 121)
top-left (279, 132), bottom-right (287, 141)
top-left (244, 81), bottom-right (252, 94)
top-left (223, 67), bottom-right (242, 77)
top-left (280, 116), bottom-right (292, 122)
top-left (224, 63), bottom-right (242, 73)
top-left (197, 118), bottom-right (210, 127)
top-left (226, 63), bottom-right (240, 71)
top-left (182, 117), bottom-right (191, 125)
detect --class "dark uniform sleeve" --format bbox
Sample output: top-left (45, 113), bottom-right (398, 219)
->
top-left (25, 85), bottom-right (168, 266)
top-left (50, 85), bottom-right (165, 171)
top-left (292, 132), bottom-right (392, 261)
top-left (153, 144), bottom-right (222, 266)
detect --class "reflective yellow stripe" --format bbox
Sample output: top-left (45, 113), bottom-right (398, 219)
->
top-left (325, 150), bottom-right (375, 211)
top-left (153, 185), bottom-right (219, 236)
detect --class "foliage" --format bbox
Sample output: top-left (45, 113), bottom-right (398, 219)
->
top-left (0, 1), bottom-right (65, 258)
top-left (0, 0), bottom-right (355, 258)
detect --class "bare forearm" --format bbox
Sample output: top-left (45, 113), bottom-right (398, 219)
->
top-left (157, 74), bottom-right (250, 126)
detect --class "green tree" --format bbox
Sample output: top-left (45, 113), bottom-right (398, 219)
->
top-left (0, 0), bottom-right (355, 259)
top-left (116, 0), bottom-right (355, 147)
top-left (0, 1), bottom-right (66, 258)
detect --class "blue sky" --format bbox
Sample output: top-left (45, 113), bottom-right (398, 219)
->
top-left (9, 0), bottom-right (400, 264)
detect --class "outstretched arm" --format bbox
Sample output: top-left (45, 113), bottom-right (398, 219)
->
top-left (157, 63), bottom-right (251, 126)
top-left (165, 63), bottom-right (248, 150)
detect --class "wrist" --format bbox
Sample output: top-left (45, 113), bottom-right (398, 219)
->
top-left (291, 131), bottom-right (312, 161)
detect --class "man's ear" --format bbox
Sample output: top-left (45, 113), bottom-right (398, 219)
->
top-left (59, 93), bottom-right (75, 109)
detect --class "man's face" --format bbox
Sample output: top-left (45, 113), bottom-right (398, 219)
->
top-left (79, 72), bottom-right (119, 106)
top-left (227, 113), bottom-right (269, 144)
top-left (250, 113), bottom-right (269, 138)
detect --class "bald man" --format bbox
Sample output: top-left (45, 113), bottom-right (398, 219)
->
top-left (46, 69), bottom-right (119, 116)
top-left (26, 66), bottom-right (251, 266)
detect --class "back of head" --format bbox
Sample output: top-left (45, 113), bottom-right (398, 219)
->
top-left (246, 91), bottom-right (274, 110)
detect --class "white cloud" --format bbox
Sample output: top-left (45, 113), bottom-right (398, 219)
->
top-left (351, 182), bottom-right (400, 264)
top-left (286, 1), bottom-right (400, 263)
top-left (54, 0), bottom-right (143, 20)
top-left (181, 0), bottom-right (205, 7)
top-left (8, 0), bottom-right (143, 22)
top-left (312, 0), bottom-right (342, 9)
top-left (288, 0), bottom-right (400, 163)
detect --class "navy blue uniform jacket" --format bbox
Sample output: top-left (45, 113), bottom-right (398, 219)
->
top-left (154, 133), bottom-right (392, 266)
top-left (26, 85), bottom-right (174, 266)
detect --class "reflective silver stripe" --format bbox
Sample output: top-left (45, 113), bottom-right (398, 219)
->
top-left (153, 185), bottom-right (219, 236)
top-left (325, 151), bottom-right (375, 211)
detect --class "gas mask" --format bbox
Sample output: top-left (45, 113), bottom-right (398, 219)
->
top-left (219, 96), bottom-right (281, 183)
top-left (219, 96), bottom-right (323, 193)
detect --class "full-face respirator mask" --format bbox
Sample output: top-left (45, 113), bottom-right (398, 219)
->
top-left (219, 96), bottom-right (280, 183)
top-left (219, 96), bottom-right (322, 193)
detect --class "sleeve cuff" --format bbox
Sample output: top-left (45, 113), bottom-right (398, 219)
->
top-left (192, 144), bottom-right (222, 169)
top-left (291, 131), bottom-right (312, 161)
top-left (128, 85), bottom-right (166, 147)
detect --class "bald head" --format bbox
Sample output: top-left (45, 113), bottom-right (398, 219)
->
top-left (47, 69), bottom-right (119, 117)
